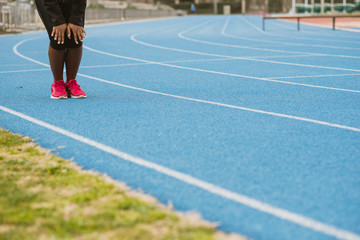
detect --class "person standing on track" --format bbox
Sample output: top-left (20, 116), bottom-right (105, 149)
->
top-left (190, 4), bottom-right (196, 14)
top-left (35, 0), bottom-right (87, 99)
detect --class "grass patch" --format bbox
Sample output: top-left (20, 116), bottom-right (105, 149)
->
top-left (0, 128), bottom-right (246, 240)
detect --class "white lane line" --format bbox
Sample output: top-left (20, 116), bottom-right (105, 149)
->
top-left (238, 15), bottom-right (265, 33)
top-left (238, 16), bottom-right (360, 45)
top-left (1, 105), bottom-right (360, 240)
top-left (143, 32), bottom-right (360, 71)
top-left (13, 38), bottom-right (49, 67)
top-left (9, 42), bottom-right (309, 74)
top-left (131, 23), bottom-right (360, 72)
top-left (178, 19), bottom-right (327, 58)
top-left (140, 33), bottom-right (360, 74)
top-left (250, 54), bottom-right (321, 59)
top-left (340, 28), bottom-right (360, 33)
top-left (270, 19), bottom-right (360, 40)
top-left (86, 16), bottom-right (179, 28)
top-left (0, 55), bottom-right (326, 74)
top-left (80, 57), bottom-right (310, 69)
top-left (275, 19), bottom-right (360, 35)
top-left (127, 31), bottom-right (360, 93)
top-left (79, 72), bottom-right (360, 133)
top-left (0, 68), bottom-right (50, 74)
top-left (13, 38), bottom-right (360, 131)
top-left (278, 19), bottom-right (360, 34)
top-left (86, 44), bottom-right (360, 93)
top-left (0, 63), bottom-right (39, 66)
top-left (180, 18), bottom-right (360, 60)
top-left (220, 17), bottom-right (360, 51)
top-left (269, 73), bottom-right (360, 80)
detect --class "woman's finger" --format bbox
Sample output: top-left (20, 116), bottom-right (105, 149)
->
top-left (57, 31), bottom-right (61, 44)
top-left (56, 30), bottom-right (60, 43)
top-left (72, 29), bottom-right (79, 44)
top-left (59, 29), bottom-right (64, 44)
top-left (78, 30), bottom-right (84, 42)
top-left (60, 31), bottom-right (64, 44)
top-left (53, 28), bottom-right (57, 40)
top-left (67, 25), bottom-right (71, 39)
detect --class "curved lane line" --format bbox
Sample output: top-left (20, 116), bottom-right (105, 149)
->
top-left (179, 18), bottom-right (360, 60)
top-left (13, 38), bottom-right (360, 132)
top-left (127, 31), bottom-right (360, 93)
top-left (220, 17), bottom-right (360, 51)
top-left (241, 15), bottom-right (360, 42)
top-left (10, 36), bottom-right (360, 240)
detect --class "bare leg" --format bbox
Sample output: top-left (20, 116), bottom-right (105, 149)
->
top-left (65, 46), bottom-right (83, 83)
top-left (48, 45), bottom-right (66, 82)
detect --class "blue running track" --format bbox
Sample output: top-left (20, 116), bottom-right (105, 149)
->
top-left (1, 15), bottom-right (360, 240)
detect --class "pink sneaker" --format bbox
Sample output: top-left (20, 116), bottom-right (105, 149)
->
top-left (66, 79), bottom-right (86, 98)
top-left (51, 80), bottom-right (68, 99)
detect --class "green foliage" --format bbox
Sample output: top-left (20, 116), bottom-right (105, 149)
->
top-left (268, 0), bottom-right (283, 13)
top-left (160, 0), bottom-right (243, 14)
top-left (88, 3), bottom-right (105, 8)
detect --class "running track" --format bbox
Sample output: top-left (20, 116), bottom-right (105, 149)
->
top-left (1, 15), bottom-right (359, 240)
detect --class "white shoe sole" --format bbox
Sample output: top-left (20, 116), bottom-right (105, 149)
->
top-left (51, 95), bottom-right (67, 99)
top-left (70, 95), bottom-right (87, 99)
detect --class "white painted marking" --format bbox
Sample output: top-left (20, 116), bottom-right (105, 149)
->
top-left (178, 19), bottom-right (325, 57)
top-left (270, 19), bottom-right (360, 40)
top-left (0, 68), bottom-right (50, 74)
top-left (277, 19), bottom-right (360, 34)
top-left (131, 26), bottom-right (360, 72)
top-left (11, 39), bottom-right (316, 77)
top-left (220, 17), bottom-right (360, 51)
top-left (1, 105), bottom-right (360, 240)
top-left (179, 18), bottom-right (360, 60)
top-left (339, 28), bottom-right (360, 33)
top-left (238, 16), bottom-right (360, 45)
top-left (80, 62), bottom-right (151, 69)
top-left (13, 38), bottom-right (360, 131)
top-left (128, 31), bottom-right (360, 93)
top-left (13, 38), bottom-right (49, 67)
top-left (238, 15), bottom-right (265, 33)
top-left (250, 54), bottom-right (321, 59)
top-left (78, 72), bottom-right (360, 132)
top-left (86, 44), bottom-right (360, 93)
top-left (0, 63), bottom-right (38, 66)
top-left (86, 16), bottom-right (178, 28)
top-left (269, 73), bottom-right (360, 80)
top-left (0, 55), bottom-right (322, 74)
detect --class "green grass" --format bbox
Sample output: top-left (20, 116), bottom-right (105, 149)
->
top-left (0, 128), bottom-right (245, 240)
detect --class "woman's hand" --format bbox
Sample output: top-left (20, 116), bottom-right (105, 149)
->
top-left (67, 23), bottom-right (87, 44)
top-left (51, 24), bottom-right (67, 44)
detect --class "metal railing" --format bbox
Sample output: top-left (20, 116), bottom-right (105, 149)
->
top-left (0, 0), bottom-right (183, 31)
top-left (263, 13), bottom-right (360, 31)
top-left (1, 0), bottom-right (41, 31)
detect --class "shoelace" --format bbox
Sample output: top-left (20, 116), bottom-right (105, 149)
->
top-left (68, 81), bottom-right (81, 90)
top-left (54, 81), bottom-right (66, 92)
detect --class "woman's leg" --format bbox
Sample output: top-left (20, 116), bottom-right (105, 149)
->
top-left (64, 46), bottom-right (86, 98)
top-left (65, 46), bottom-right (83, 82)
top-left (48, 45), bottom-right (66, 82)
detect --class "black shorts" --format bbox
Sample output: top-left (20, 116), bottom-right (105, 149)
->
top-left (35, 0), bottom-right (84, 50)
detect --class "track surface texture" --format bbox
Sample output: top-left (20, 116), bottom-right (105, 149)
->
top-left (1, 15), bottom-right (360, 240)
